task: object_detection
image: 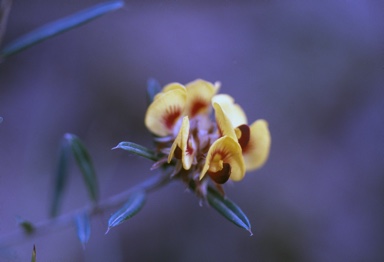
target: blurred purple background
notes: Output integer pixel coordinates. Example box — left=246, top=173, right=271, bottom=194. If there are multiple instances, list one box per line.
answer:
left=1, top=0, right=384, bottom=261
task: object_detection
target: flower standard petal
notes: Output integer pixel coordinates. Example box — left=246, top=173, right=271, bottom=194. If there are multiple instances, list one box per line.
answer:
left=185, top=79, right=220, bottom=117
left=153, top=83, right=186, bottom=101
left=168, top=116, right=195, bottom=170
left=144, top=88, right=187, bottom=137
left=200, top=136, right=245, bottom=183
left=161, top=82, right=186, bottom=93
left=242, top=120, right=271, bottom=171
left=212, top=94, right=247, bottom=127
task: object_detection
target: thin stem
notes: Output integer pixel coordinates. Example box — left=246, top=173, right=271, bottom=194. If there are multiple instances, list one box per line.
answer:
left=0, top=172, right=172, bottom=247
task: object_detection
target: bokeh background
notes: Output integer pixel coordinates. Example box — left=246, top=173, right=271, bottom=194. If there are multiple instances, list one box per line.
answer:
left=1, top=0, right=384, bottom=261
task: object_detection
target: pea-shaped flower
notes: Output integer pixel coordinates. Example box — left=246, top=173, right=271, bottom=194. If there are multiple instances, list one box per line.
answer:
left=144, top=79, right=271, bottom=195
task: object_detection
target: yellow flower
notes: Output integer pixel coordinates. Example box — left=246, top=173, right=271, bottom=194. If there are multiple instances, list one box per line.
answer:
left=212, top=102, right=237, bottom=140
left=242, top=120, right=271, bottom=171
left=212, top=94, right=271, bottom=172
left=144, top=79, right=271, bottom=190
left=212, top=94, right=247, bottom=127
left=168, top=116, right=195, bottom=170
left=145, top=86, right=187, bottom=137
left=184, top=79, right=220, bottom=117
left=200, top=136, right=245, bottom=184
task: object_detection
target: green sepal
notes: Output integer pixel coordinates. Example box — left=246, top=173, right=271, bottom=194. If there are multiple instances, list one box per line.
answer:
left=106, top=190, right=146, bottom=233
left=75, top=212, right=91, bottom=248
left=207, top=187, right=252, bottom=235
left=1, top=0, right=124, bottom=58
left=112, top=141, right=163, bottom=162
left=65, top=133, right=99, bottom=203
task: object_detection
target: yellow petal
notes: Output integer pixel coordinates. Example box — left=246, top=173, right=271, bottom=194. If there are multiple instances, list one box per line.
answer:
left=168, top=116, right=194, bottom=170
left=243, top=120, right=271, bottom=171
left=185, top=79, right=220, bottom=117
left=162, top=82, right=186, bottom=93
left=212, top=94, right=247, bottom=127
left=200, top=136, right=245, bottom=183
left=144, top=89, right=187, bottom=136
left=213, top=102, right=237, bottom=140
left=154, top=83, right=186, bottom=101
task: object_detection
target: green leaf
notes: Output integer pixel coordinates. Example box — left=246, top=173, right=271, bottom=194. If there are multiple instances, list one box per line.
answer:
left=106, top=190, right=146, bottom=233
left=31, top=245, right=36, bottom=262
left=1, top=0, right=124, bottom=58
left=75, top=212, right=91, bottom=248
left=206, top=187, right=252, bottom=235
left=112, top=141, right=163, bottom=161
left=16, top=216, right=35, bottom=235
left=65, top=133, right=99, bottom=202
left=50, top=136, right=71, bottom=217
left=146, top=78, right=161, bottom=104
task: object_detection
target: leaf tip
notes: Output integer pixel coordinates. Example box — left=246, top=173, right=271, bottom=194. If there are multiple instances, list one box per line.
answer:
left=64, top=133, right=74, bottom=141
left=31, top=244, right=36, bottom=262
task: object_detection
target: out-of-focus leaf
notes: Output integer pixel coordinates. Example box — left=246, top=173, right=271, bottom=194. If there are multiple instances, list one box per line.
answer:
left=1, top=0, right=124, bottom=58
left=31, top=245, right=36, bottom=262
left=106, top=190, right=146, bottom=233
left=146, top=78, right=161, bottom=104
left=75, top=212, right=91, bottom=248
left=65, top=133, right=99, bottom=202
left=0, top=116, right=3, bottom=123
left=112, top=141, right=163, bottom=162
left=206, top=187, right=252, bottom=235
left=50, top=136, right=71, bottom=217
left=0, top=0, right=13, bottom=52
left=16, top=216, right=35, bottom=235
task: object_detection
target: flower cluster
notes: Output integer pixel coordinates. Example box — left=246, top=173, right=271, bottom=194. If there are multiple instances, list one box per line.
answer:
left=145, top=79, right=271, bottom=195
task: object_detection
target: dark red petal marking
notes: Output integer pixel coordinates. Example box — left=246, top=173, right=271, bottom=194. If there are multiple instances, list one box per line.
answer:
left=174, top=146, right=182, bottom=159
left=162, top=106, right=181, bottom=130
left=208, top=163, right=231, bottom=184
left=237, top=124, right=250, bottom=151
left=190, top=98, right=207, bottom=117
left=186, top=139, right=194, bottom=156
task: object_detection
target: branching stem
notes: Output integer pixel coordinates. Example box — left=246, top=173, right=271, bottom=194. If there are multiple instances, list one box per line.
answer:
left=0, top=172, right=172, bottom=248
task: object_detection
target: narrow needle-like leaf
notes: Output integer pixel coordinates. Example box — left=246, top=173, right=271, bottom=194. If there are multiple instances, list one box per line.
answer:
left=106, top=190, right=146, bottom=233
left=31, top=245, right=36, bottom=262
left=207, top=187, right=252, bottom=235
left=1, top=0, right=124, bottom=58
left=0, top=0, right=13, bottom=51
left=50, top=136, right=71, bottom=217
left=65, top=133, right=99, bottom=203
left=112, top=141, right=163, bottom=161
left=75, top=212, right=91, bottom=249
